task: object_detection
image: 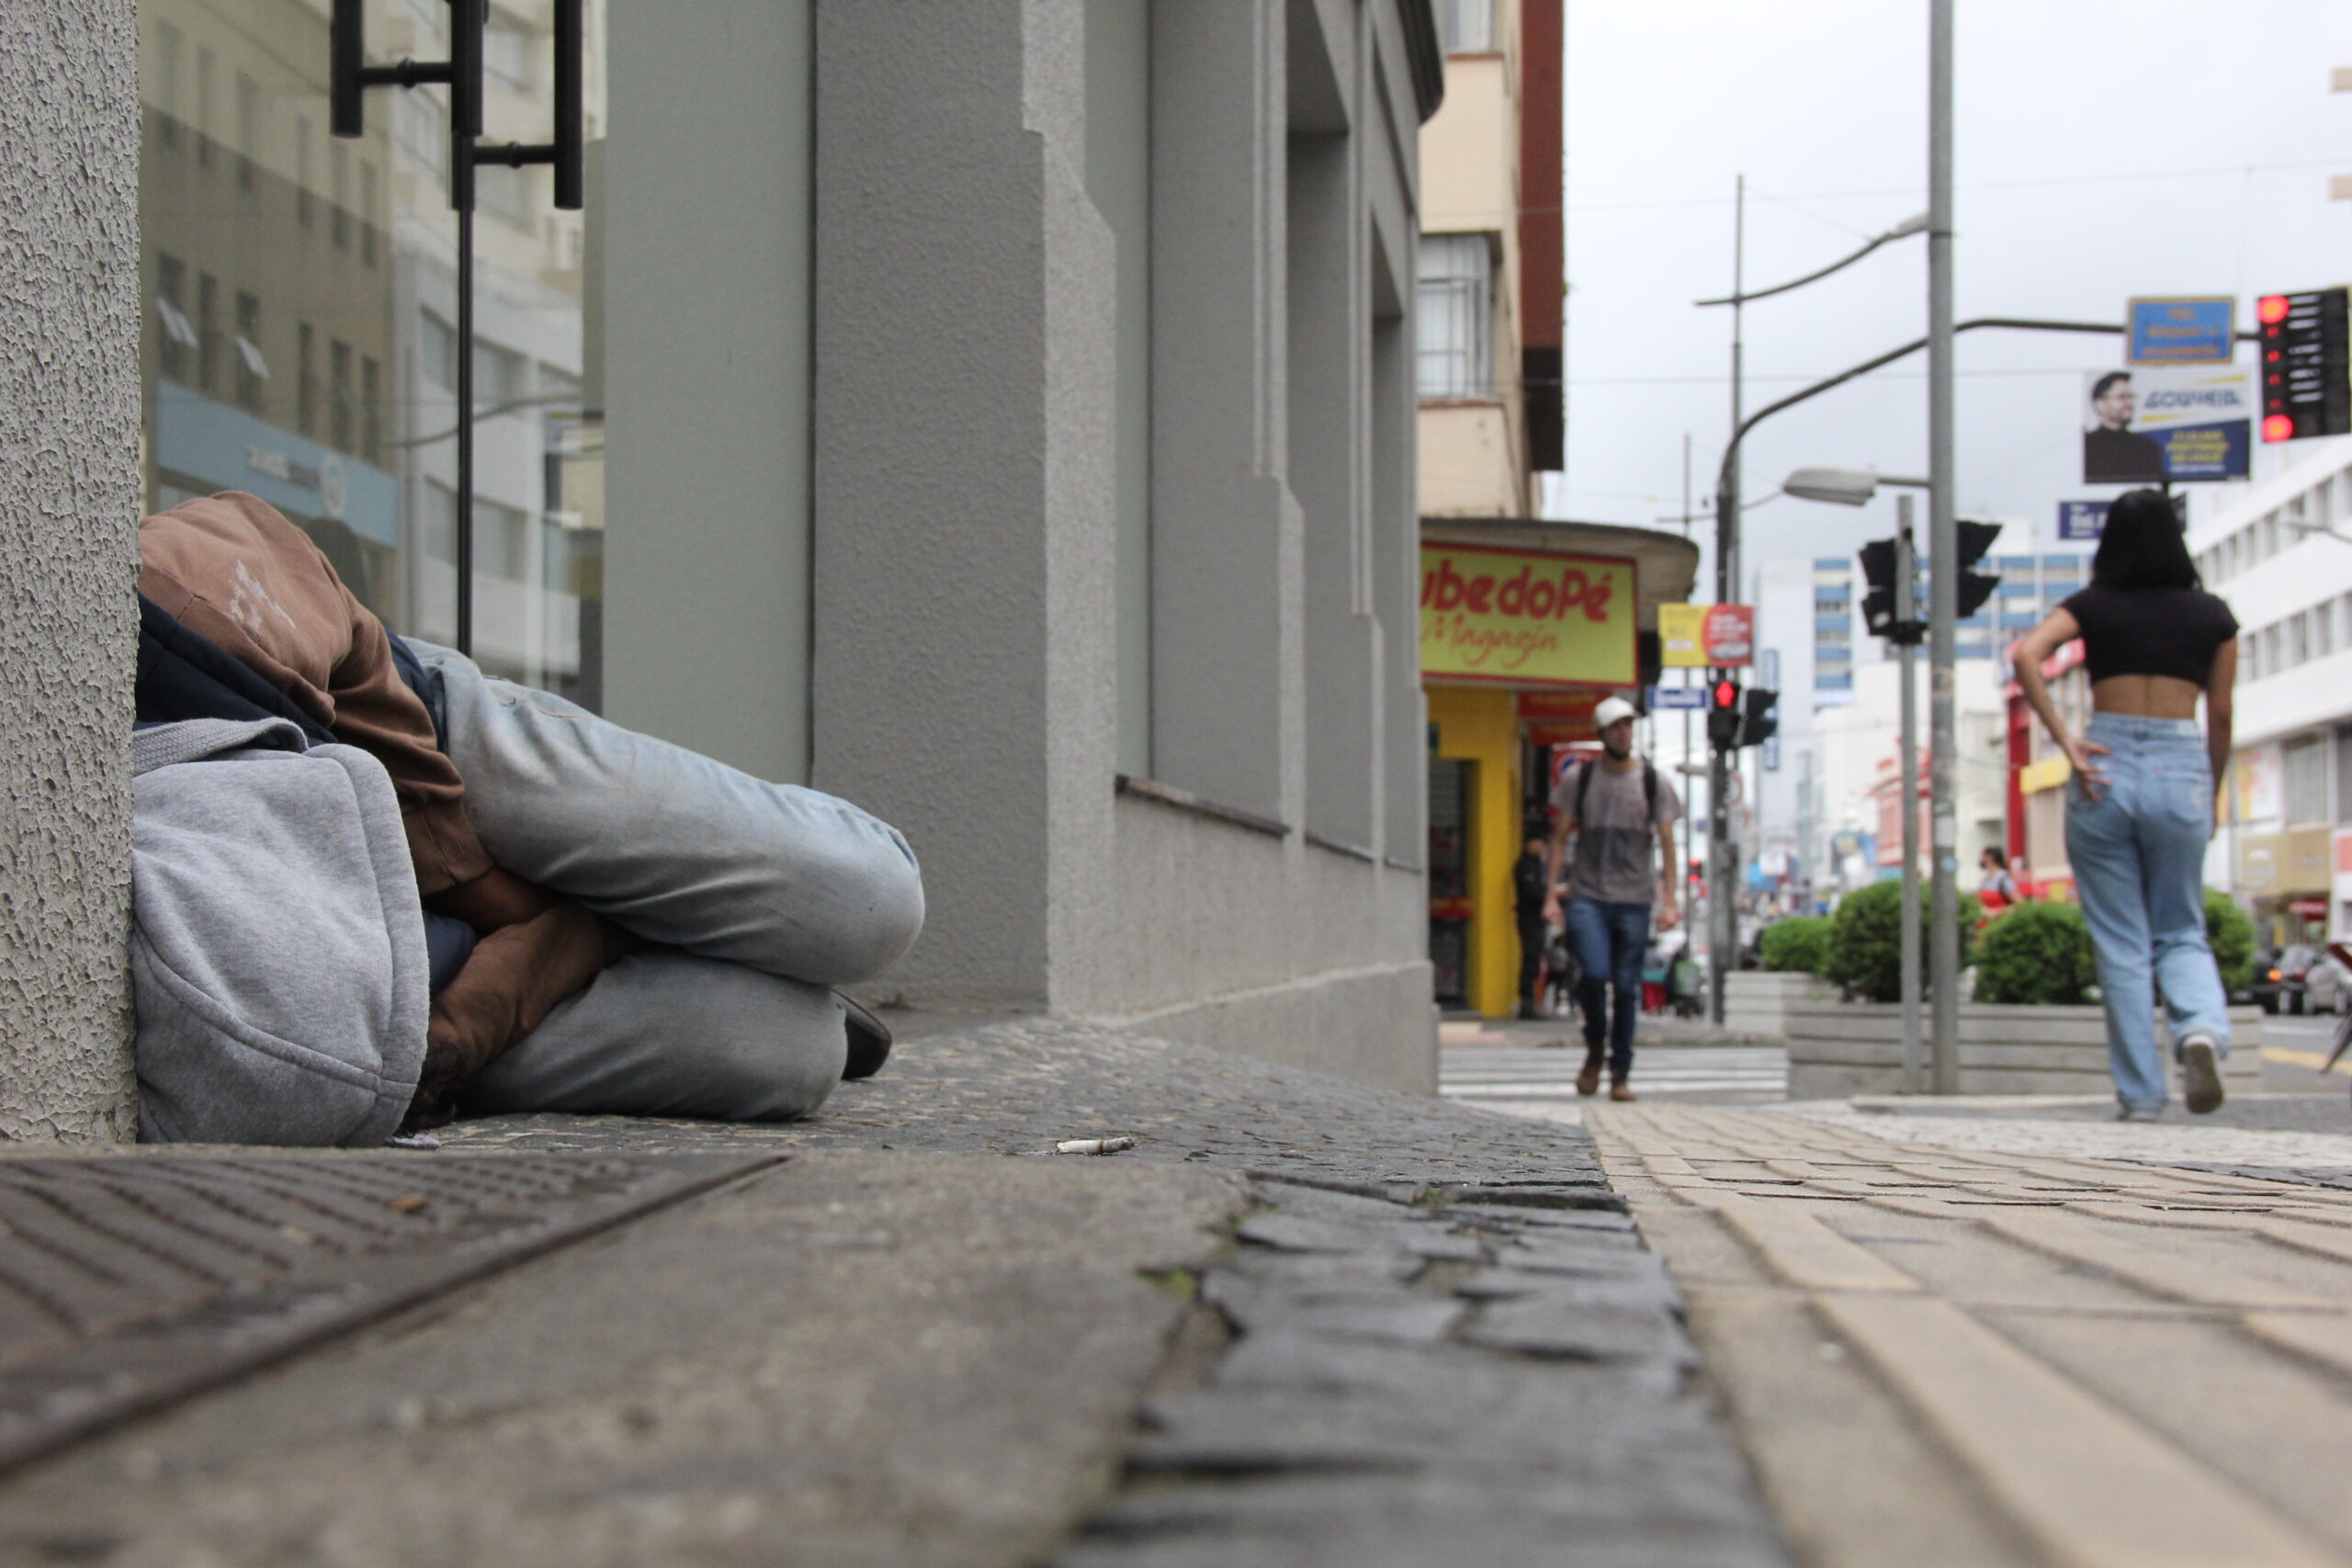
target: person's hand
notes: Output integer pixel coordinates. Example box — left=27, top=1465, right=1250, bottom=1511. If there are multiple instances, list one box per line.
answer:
left=1657, top=897, right=1681, bottom=932
left=1542, top=893, right=1563, bottom=926
left=2063, top=735, right=2112, bottom=801
left=430, top=866, right=558, bottom=932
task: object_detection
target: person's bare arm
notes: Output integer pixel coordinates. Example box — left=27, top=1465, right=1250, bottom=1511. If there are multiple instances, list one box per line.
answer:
left=2206, top=637, right=2236, bottom=792
left=2009, top=607, right=2109, bottom=798
left=1655, top=818, right=1680, bottom=931
left=1542, top=807, right=1575, bottom=925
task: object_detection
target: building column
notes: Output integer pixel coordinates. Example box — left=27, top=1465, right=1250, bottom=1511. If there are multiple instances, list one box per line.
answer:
left=809, top=0, right=1116, bottom=1010
left=0, top=0, right=141, bottom=1139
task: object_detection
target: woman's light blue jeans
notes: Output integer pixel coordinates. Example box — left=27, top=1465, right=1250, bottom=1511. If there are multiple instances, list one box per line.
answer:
left=2063, top=713, right=2229, bottom=1111
left=404, top=643, right=925, bottom=1121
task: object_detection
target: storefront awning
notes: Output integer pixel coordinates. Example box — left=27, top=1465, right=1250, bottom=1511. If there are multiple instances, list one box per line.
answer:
left=1419, top=518, right=1702, bottom=633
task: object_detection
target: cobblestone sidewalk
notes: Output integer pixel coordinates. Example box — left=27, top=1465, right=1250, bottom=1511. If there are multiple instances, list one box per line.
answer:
left=1590, top=1103, right=2352, bottom=1568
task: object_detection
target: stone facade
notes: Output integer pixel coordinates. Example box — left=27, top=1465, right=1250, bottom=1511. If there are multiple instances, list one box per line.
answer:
left=0, top=0, right=141, bottom=1141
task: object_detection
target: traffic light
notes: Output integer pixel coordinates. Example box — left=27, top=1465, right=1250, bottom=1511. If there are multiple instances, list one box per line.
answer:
left=2257, top=288, right=2350, bottom=442
left=1953, top=518, right=2002, bottom=620
left=1739, top=688, right=1779, bottom=749
left=1706, top=677, right=1742, bottom=750
left=1857, top=537, right=1916, bottom=644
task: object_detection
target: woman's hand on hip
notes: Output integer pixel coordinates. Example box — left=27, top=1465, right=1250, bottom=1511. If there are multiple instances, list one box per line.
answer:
left=2064, top=736, right=2112, bottom=801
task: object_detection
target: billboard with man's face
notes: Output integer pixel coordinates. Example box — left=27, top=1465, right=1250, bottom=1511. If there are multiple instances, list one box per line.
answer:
left=2082, top=366, right=2251, bottom=484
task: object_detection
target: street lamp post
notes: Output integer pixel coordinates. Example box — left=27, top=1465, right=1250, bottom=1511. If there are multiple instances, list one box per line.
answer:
left=1928, top=0, right=1961, bottom=1094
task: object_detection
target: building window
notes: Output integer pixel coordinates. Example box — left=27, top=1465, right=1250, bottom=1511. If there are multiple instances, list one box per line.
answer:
left=196, top=272, right=221, bottom=394
left=1433, top=0, right=1493, bottom=51
left=2289, top=611, right=2309, bottom=669
left=298, top=322, right=317, bottom=436
left=330, top=338, right=353, bottom=452
left=234, top=72, right=259, bottom=191
left=2285, top=735, right=2329, bottom=827
left=2316, top=600, right=2337, bottom=660
left=329, top=140, right=349, bottom=250
left=360, top=355, right=381, bottom=463
left=295, top=118, right=312, bottom=227
left=421, top=311, right=458, bottom=393
left=153, top=21, right=183, bottom=144
left=195, top=46, right=215, bottom=166
left=233, top=291, right=266, bottom=412
left=475, top=499, right=532, bottom=581
left=2337, top=726, right=2352, bottom=824
left=473, top=339, right=525, bottom=410
left=155, top=254, right=194, bottom=383
left=359, top=164, right=379, bottom=266
left=1416, top=234, right=1492, bottom=400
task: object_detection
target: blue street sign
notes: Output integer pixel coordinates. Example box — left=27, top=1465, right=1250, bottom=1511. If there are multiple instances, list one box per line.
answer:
left=2057, top=501, right=2108, bottom=542
left=2128, top=297, right=2235, bottom=366
left=1649, top=685, right=1705, bottom=711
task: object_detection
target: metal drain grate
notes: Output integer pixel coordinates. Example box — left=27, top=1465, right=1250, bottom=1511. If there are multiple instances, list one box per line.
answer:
left=0, top=1149, right=780, bottom=1472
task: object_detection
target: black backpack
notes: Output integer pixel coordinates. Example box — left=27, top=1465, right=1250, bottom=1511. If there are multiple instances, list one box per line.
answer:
left=1573, top=756, right=1659, bottom=827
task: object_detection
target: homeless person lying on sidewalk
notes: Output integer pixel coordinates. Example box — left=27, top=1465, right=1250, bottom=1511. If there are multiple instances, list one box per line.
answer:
left=130, top=491, right=923, bottom=1145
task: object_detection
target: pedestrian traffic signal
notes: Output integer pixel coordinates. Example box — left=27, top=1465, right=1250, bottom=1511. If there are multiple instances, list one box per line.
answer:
left=1739, top=687, right=1779, bottom=749
left=2258, top=288, right=2350, bottom=442
left=1706, top=679, right=1743, bottom=750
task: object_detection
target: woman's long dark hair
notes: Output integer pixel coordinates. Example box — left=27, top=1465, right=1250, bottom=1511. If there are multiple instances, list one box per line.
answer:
left=2091, top=488, right=2200, bottom=590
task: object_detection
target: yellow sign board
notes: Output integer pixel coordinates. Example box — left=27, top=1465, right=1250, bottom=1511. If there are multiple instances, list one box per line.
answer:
left=1658, top=603, right=1707, bottom=669
left=1419, top=543, right=1637, bottom=688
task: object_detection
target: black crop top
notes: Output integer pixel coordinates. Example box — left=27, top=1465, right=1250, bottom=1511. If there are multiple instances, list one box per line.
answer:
left=2058, top=583, right=2239, bottom=687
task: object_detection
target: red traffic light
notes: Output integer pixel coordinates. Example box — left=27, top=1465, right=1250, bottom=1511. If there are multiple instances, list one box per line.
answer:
left=2258, top=294, right=2292, bottom=326
left=2264, top=412, right=2296, bottom=444
left=1712, top=679, right=1737, bottom=709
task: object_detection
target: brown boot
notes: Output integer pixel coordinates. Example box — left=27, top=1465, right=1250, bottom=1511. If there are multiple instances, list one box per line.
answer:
left=1576, top=1051, right=1603, bottom=1097
left=1610, top=1077, right=1638, bottom=1103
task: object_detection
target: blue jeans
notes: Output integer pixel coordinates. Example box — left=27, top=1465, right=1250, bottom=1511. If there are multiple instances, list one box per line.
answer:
left=1565, top=895, right=1650, bottom=1077
left=2064, top=713, right=2229, bottom=1111
left=407, top=645, right=926, bottom=1120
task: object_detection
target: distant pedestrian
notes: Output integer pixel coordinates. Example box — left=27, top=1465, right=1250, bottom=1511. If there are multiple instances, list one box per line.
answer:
left=1542, top=697, right=1683, bottom=1101
left=1513, top=832, right=1554, bottom=1021
left=1977, top=846, right=2020, bottom=910
left=2013, top=488, right=2236, bottom=1120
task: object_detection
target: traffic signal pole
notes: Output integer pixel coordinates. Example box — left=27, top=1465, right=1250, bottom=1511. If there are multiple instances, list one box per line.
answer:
left=1927, top=0, right=1961, bottom=1093
left=1709, top=175, right=1747, bottom=1025
left=1895, top=495, right=1924, bottom=1093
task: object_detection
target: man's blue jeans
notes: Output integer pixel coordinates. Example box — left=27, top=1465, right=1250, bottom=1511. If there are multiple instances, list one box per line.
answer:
left=2064, top=713, right=2229, bottom=1111
left=406, top=644, right=925, bottom=1121
left=1565, top=895, right=1650, bottom=1077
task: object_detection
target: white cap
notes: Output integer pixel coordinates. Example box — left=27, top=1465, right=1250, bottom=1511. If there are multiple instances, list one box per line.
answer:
left=1593, top=695, right=1639, bottom=730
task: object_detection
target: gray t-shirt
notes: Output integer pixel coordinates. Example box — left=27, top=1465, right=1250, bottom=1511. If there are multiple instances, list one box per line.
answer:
left=1550, top=758, right=1685, bottom=906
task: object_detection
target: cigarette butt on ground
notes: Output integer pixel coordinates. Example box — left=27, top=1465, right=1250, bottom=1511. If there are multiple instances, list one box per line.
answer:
left=1055, top=1136, right=1139, bottom=1156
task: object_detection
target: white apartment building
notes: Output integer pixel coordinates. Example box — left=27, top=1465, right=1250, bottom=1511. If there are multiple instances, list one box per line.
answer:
left=2189, top=435, right=2352, bottom=942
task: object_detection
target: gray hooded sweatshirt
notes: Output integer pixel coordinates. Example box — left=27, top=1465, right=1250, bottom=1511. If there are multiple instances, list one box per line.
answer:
left=130, top=718, right=427, bottom=1145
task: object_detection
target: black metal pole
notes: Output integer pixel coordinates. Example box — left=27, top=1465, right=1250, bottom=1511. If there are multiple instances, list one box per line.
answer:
left=455, top=200, right=474, bottom=657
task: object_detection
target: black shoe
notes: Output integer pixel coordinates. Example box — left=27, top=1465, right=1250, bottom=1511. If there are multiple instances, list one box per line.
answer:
left=840, top=993, right=893, bottom=1081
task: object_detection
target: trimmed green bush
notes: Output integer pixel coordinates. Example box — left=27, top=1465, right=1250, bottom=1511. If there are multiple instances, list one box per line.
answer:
left=1973, top=902, right=2098, bottom=1005
left=2204, top=887, right=2256, bottom=995
left=1758, top=916, right=1832, bottom=976
left=1824, top=880, right=1981, bottom=1003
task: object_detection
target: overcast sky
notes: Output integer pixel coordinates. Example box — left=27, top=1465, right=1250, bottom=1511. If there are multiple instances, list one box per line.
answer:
left=1544, top=0, right=2352, bottom=589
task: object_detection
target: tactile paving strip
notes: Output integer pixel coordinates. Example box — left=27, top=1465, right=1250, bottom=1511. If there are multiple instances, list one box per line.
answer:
left=0, top=1149, right=780, bottom=1472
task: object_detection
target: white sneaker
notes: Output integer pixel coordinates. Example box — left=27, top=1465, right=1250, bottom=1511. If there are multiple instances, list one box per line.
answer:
left=2178, top=1033, right=2224, bottom=1116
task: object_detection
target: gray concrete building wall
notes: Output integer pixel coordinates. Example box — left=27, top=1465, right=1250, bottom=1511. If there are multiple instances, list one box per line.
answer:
left=0, top=0, right=141, bottom=1140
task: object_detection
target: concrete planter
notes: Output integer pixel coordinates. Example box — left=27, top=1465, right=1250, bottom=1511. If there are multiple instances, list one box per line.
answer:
left=1724, top=970, right=1839, bottom=1042
left=1786, top=999, right=2267, bottom=1100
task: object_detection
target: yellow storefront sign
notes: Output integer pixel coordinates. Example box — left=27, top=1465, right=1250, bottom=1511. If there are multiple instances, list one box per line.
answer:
left=1658, top=603, right=1707, bottom=669
left=1419, top=542, right=1636, bottom=688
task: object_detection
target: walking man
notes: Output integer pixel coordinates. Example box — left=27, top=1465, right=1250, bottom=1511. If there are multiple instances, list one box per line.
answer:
left=1542, top=696, right=1682, bottom=1100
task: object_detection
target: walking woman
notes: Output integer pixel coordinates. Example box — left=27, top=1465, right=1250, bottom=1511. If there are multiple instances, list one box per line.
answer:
left=2013, top=489, right=2238, bottom=1119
